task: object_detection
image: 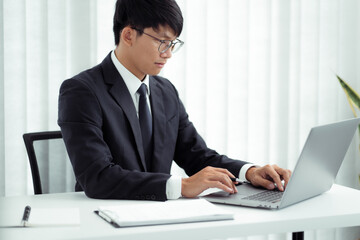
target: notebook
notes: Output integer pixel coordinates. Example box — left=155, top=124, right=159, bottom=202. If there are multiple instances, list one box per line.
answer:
left=95, top=198, right=233, bottom=227
left=203, top=118, right=360, bottom=209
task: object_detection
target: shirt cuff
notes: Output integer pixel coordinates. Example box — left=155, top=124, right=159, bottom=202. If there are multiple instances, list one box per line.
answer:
left=166, top=175, right=182, bottom=200
left=238, top=164, right=257, bottom=182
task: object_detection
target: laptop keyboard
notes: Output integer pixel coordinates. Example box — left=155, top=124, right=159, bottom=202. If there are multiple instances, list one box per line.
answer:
left=242, top=190, right=283, bottom=203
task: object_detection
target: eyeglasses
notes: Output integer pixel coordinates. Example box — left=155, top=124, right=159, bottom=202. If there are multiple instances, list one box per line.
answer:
left=132, top=27, right=184, bottom=53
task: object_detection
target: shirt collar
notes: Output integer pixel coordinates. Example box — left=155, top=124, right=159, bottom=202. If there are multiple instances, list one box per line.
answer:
left=111, top=50, right=150, bottom=96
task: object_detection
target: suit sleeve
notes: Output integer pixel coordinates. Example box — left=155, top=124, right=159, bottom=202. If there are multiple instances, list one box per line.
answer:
left=58, top=79, right=170, bottom=201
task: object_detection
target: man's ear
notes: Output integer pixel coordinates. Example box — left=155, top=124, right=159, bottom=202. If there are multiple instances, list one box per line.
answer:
left=120, top=26, right=135, bottom=46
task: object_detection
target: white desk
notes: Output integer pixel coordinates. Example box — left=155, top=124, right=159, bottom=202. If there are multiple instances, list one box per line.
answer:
left=1, top=184, right=360, bottom=240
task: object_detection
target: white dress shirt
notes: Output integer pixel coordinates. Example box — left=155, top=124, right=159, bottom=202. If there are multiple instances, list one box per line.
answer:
left=110, top=50, right=254, bottom=199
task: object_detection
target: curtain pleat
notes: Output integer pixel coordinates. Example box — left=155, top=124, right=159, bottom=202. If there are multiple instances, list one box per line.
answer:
left=1, top=0, right=360, bottom=239
left=3, top=0, right=28, bottom=196
left=0, top=0, right=4, bottom=197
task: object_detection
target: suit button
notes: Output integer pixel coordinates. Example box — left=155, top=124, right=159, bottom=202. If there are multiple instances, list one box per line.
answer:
left=151, top=195, right=156, bottom=200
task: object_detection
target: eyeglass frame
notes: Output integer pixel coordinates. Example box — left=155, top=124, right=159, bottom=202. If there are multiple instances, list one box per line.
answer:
left=132, top=27, right=184, bottom=53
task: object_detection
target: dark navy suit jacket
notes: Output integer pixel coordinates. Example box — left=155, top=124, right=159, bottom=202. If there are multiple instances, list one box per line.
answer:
left=58, top=52, right=248, bottom=201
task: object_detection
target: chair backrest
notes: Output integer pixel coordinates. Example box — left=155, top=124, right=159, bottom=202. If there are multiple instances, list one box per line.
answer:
left=23, top=131, right=75, bottom=194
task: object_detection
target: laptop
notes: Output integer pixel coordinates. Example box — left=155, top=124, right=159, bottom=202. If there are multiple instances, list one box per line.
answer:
left=203, top=118, right=360, bottom=209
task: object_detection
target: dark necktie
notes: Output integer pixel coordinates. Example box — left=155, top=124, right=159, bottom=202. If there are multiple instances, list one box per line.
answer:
left=137, top=83, right=153, bottom=170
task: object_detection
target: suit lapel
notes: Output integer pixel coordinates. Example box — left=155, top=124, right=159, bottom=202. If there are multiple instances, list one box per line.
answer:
left=101, top=53, right=147, bottom=171
left=149, top=77, right=166, bottom=171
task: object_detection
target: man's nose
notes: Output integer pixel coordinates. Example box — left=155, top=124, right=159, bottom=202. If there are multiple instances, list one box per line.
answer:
left=160, top=47, right=172, bottom=59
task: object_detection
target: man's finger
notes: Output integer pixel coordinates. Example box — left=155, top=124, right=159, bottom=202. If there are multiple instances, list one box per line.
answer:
left=255, top=176, right=276, bottom=190
left=209, top=181, right=235, bottom=194
left=263, top=165, right=283, bottom=191
left=274, top=166, right=292, bottom=188
left=209, top=172, right=236, bottom=193
left=214, top=167, right=236, bottom=179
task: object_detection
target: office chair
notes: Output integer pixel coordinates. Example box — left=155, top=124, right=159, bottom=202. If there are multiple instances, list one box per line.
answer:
left=23, top=131, right=75, bottom=194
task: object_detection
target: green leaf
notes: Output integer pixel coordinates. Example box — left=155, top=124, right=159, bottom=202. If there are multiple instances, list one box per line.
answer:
left=337, top=75, right=360, bottom=117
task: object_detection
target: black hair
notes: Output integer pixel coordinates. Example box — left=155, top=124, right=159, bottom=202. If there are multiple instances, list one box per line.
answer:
left=113, top=0, right=183, bottom=45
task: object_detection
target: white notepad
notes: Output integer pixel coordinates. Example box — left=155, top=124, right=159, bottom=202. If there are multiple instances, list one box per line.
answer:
left=96, top=199, right=233, bottom=227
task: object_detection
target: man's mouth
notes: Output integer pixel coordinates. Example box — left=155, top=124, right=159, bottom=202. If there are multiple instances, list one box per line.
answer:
left=155, top=62, right=166, bottom=68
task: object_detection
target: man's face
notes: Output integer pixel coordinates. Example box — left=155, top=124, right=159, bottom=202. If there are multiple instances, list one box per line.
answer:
left=128, top=25, right=176, bottom=80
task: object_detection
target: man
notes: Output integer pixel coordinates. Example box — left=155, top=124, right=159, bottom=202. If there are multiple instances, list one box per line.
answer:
left=58, top=0, right=291, bottom=201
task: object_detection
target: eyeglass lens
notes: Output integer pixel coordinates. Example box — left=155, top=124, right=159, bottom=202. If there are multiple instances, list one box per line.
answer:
left=159, top=41, right=183, bottom=53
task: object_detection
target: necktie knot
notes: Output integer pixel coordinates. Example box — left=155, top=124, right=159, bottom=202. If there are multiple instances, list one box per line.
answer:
left=137, top=83, right=147, bottom=97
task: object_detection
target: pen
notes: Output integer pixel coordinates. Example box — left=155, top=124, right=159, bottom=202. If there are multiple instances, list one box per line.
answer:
left=21, top=205, right=31, bottom=227
left=230, top=177, right=241, bottom=182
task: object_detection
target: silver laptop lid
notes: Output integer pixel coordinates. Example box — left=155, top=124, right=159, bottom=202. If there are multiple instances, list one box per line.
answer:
left=279, top=118, right=360, bottom=208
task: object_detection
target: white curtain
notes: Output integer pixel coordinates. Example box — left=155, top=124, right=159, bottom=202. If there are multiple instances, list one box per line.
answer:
left=1, top=0, right=360, bottom=239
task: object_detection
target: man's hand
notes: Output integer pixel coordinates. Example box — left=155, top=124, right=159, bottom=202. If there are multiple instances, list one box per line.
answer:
left=181, top=166, right=238, bottom=198
left=245, top=165, right=291, bottom=191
